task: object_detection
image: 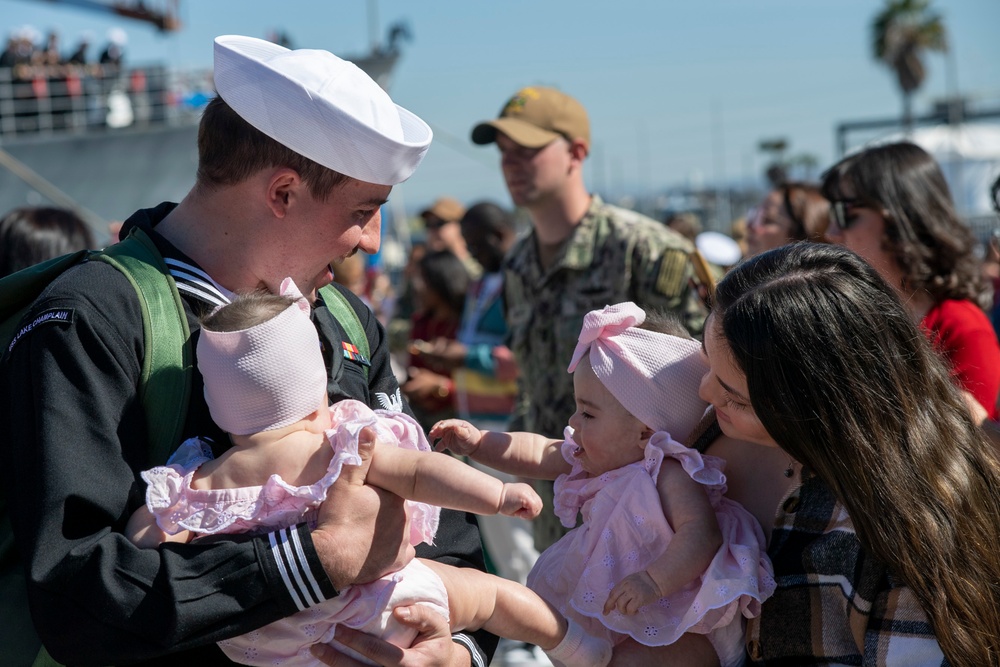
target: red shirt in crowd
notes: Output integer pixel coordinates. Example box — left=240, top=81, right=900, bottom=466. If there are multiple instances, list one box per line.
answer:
left=920, top=298, right=1000, bottom=421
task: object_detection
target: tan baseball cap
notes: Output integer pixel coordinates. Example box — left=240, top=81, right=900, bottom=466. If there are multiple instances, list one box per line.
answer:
left=420, top=197, right=466, bottom=224
left=471, top=86, right=589, bottom=149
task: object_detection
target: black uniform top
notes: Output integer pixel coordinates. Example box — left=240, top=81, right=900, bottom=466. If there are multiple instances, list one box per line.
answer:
left=0, top=203, right=495, bottom=666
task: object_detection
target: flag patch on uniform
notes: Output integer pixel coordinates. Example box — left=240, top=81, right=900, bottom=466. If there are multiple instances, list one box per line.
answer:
left=342, top=341, right=371, bottom=366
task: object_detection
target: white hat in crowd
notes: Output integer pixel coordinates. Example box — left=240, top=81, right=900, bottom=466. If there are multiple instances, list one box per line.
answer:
left=107, top=27, right=128, bottom=46
left=696, top=231, right=743, bottom=268
left=213, top=34, right=432, bottom=186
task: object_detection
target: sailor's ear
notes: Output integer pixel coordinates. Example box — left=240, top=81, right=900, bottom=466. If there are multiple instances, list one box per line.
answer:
left=265, top=168, right=303, bottom=219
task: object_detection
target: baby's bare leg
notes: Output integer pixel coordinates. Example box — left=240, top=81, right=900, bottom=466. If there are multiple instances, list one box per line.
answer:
left=420, top=559, right=612, bottom=667
left=420, top=558, right=565, bottom=649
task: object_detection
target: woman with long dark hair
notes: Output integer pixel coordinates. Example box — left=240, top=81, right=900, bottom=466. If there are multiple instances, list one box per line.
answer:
left=699, top=242, right=1000, bottom=666
left=822, top=141, right=1000, bottom=421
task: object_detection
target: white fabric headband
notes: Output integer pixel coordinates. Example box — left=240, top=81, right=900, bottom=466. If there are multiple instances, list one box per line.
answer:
left=567, top=302, right=709, bottom=440
left=198, top=278, right=328, bottom=435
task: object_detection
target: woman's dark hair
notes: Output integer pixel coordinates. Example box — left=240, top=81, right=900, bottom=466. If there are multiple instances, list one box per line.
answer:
left=821, top=141, right=982, bottom=304
left=713, top=242, right=1000, bottom=666
left=0, top=206, right=95, bottom=278
left=418, top=250, right=470, bottom=316
left=197, top=97, right=349, bottom=200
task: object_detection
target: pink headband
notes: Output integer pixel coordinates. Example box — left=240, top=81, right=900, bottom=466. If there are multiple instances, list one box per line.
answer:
left=198, top=278, right=328, bottom=435
left=567, top=302, right=709, bottom=440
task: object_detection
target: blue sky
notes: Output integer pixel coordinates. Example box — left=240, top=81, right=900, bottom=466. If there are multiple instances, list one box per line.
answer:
left=4, top=0, right=999, bottom=215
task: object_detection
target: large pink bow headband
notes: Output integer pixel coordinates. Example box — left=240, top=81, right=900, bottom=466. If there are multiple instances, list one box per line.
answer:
left=567, top=302, right=709, bottom=440
left=198, top=277, right=328, bottom=435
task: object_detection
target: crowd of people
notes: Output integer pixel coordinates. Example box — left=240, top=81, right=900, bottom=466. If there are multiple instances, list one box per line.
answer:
left=0, top=24, right=136, bottom=133
left=1, top=32, right=1000, bottom=667
left=1, top=25, right=127, bottom=74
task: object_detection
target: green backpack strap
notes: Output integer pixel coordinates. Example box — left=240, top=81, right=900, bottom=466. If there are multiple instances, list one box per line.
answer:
left=98, top=228, right=192, bottom=468
left=318, top=284, right=369, bottom=382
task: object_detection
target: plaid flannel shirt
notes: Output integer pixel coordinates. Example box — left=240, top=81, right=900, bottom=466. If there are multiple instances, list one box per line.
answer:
left=747, top=471, right=947, bottom=666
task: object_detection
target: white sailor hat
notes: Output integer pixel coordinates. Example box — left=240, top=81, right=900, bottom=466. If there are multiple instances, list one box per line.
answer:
left=695, top=231, right=743, bottom=268
left=213, top=35, right=432, bottom=186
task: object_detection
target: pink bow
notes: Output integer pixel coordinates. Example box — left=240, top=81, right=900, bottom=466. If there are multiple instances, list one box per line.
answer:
left=564, top=301, right=709, bottom=440
left=568, top=302, right=645, bottom=373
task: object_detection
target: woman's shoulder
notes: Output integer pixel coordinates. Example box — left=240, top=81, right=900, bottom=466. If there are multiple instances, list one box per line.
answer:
left=924, top=298, right=992, bottom=331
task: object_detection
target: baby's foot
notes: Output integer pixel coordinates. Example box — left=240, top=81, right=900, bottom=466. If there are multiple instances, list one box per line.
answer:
left=545, top=619, right=612, bottom=667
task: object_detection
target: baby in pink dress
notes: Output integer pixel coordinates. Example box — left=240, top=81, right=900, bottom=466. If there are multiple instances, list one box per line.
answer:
left=432, top=302, right=776, bottom=667
left=126, top=278, right=611, bottom=667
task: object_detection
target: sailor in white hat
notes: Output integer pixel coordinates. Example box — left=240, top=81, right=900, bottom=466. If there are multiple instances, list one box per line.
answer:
left=169, top=34, right=434, bottom=301
left=0, top=34, right=493, bottom=667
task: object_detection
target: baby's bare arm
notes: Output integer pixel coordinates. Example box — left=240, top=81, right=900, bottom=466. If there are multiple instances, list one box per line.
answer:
left=604, top=458, right=721, bottom=615
left=125, top=506, right=192, bottom=548
left=366, top=442, right=541, bottom=518
left=429, top=419, right=570, bottom=480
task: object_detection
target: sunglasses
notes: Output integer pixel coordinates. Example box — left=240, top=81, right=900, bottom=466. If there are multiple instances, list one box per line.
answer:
left=423, top=217, right=454, bottom=231
left=828, top=199, right=867, bottom=231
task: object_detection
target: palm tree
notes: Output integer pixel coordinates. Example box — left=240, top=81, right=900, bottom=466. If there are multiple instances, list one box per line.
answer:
left=872, top=0, right=947, bottom=132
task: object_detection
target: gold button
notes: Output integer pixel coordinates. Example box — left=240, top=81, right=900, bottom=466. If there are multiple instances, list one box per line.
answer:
left=782, top=496, right=800, bottom=513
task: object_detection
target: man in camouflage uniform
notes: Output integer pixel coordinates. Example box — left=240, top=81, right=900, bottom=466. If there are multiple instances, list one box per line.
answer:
left=472, top=86, right=707, bottom=551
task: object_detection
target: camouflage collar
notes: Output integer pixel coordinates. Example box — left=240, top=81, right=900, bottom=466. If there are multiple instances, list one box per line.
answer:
left=557, top=194, right=605, bottom=271
left=511, top=194, right=606, bottom=279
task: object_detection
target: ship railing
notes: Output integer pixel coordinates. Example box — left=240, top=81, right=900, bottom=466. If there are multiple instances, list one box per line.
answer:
left=0, top=63, right=213, bottom=141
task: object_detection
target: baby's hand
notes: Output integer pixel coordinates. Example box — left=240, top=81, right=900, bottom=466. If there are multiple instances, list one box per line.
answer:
left=429, top=419, right=482, bottom=457
left=603, top=570, right=661, bottom=616
left=498, top=482, right=543, bottom=519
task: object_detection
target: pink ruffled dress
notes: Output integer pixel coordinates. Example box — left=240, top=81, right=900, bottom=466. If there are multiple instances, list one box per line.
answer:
left=526, top=429, right=775, bottom=667
left=141, top=400, right=448, bottom=667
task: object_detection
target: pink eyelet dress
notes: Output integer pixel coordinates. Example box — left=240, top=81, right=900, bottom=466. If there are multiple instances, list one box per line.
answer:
left=526, top=429, right=776, bottom=667
left=141, top=400, right=448, bottom=667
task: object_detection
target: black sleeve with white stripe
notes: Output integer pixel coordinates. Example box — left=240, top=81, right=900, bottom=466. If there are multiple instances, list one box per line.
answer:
left=256, top=527, right=488, bottom=666
left=256, top=525, right=338, bottom=615
left=452, top=632, right=489, bottom=667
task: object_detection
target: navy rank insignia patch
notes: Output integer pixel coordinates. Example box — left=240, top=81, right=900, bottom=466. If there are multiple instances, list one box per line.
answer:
left=341, top=341, right=371, bottom=366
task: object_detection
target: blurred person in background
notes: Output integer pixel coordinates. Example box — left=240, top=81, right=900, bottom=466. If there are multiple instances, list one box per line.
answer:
left=0, top=206, right=94, bottom=278
left=98, top=27, right=126, bottom=69
left=729, top=217, right=748, bottom=258
left=411, top=202, right=521, bottom=423
left=401, top=249, right=470, bottom=430
left=664, top=211, right=703, bottom=245
left=421, top=197, right=481, bottom=279
left=822, top=141, right=1000, bottom=423
left=745, top=181, right=829, bottom=257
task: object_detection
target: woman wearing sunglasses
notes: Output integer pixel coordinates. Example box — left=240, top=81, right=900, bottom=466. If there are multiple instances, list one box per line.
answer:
left=745, top=182, right=829, bottom=257
left=821, top=141, right=1000, bottom=422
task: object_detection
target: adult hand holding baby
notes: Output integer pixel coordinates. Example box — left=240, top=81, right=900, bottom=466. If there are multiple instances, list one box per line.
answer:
left=312, top=426, right=413, bottom=590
